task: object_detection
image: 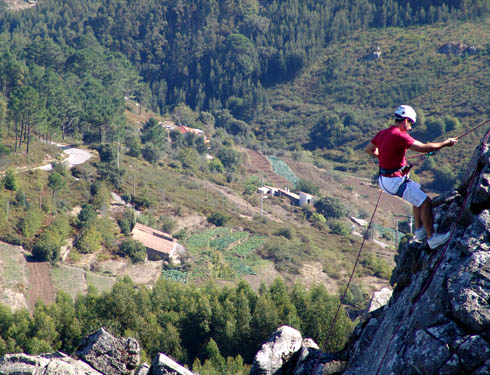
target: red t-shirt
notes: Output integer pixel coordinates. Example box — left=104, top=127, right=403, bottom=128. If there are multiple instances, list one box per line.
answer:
left=371, top=126, right=414, bottom=176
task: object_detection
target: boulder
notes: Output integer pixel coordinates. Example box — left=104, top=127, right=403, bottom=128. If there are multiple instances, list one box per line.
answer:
left=0, top=352, right=103, bottom=375
left=76, top=327, right=140, bottom=375
left=250, top=326, right=303, bottom=375
left=150, top=353, right=195, bottom=375
left=438, top=42, right=478, bottom=55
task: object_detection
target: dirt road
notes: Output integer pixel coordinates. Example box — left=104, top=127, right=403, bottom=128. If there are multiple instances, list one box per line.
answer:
left=38, top=144, right=92, bottom=171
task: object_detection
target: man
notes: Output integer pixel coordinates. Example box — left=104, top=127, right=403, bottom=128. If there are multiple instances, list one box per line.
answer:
left=365, top=105, right=458, bottom=249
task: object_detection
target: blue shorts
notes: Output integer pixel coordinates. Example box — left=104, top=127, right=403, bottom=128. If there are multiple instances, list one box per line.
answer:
left=378, top=175, right=428, bottom=207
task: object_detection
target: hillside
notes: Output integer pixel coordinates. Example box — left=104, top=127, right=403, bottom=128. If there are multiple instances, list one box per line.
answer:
left=0, top=101, right=402, bottom=313
left=0, top=2, right=489, bottom=372
left=256, top=17, right=490, bottom=186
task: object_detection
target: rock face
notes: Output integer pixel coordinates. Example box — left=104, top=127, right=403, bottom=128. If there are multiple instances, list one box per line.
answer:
left=251, top=129, right=490, bottom=374
left=76, top=328, right=141, bottom=375
left=0, top=352, right=103, bottom=375
left=438, top=42, right=478, bottom=55
left=0, top=328, right=146, bottom=375
left=251, top=325, right=303, bottom=375
left=0, top=328, right=195, bottom=375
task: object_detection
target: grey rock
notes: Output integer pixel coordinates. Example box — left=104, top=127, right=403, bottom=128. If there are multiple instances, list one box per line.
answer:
left=150, top=353, right=195, bottom=375
left=438, top=42, right=477, bottom=55
left=250, top=325, right=303, bottom=375
left=447, top=252, right=490, bottom=332
left=366, top=287, right=392, bottom=312
left=0, top=352, right=103, bottom=375
left=406, top=330, right=452, bottom=374
left=135, top=364, right=150, bottom=375
left=76, top=327, right=140, bottom=375
left=458, top=335, right=490, bottom=372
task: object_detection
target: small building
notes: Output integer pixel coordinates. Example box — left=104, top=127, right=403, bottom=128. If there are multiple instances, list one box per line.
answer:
left=299, top=192, right=313, bottom=206
left=259, top=186, right=313, bottom=207
left=131, top=223, right=186, bottom=265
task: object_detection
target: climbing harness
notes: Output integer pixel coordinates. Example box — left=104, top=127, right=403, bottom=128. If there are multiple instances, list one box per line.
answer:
left=379, top=175, right=409, bottom=197
left=378, top=164, right=412, bottom=197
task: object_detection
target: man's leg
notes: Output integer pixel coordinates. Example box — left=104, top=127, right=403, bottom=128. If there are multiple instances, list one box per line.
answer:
left=419, top=197, right=434, bottom=239
left=413, top=205, right=422, bottom=230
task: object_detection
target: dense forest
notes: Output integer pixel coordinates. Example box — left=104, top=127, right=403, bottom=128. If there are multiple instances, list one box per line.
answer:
left=0, top=0, right=489, bottom=148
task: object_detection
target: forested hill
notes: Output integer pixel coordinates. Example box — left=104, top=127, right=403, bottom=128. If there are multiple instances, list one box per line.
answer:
left=1, top=0, right=489, bottom=123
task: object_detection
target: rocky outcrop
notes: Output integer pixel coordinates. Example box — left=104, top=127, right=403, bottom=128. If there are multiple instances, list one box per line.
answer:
left=150, top=353, right=195, bottom=375
left=362, top=46, right=381, bottom=61
left=250, top=326, right=345, bottom=375
left=0, top=352, right=103, bottom=375
left=438, top=42, right=478, bottom=55
left=76, top=328, right=140, bottom=375
left=251, top=128, right=490, bottom=374
left=344, top=129, right=490, bottom=374
left=251, top=326, right=303, bottom=375
left=0, top=328, right=195, bottom=375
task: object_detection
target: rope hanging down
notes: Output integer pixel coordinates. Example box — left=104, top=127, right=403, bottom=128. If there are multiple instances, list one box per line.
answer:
left=326, top=189, right=383, bottom=340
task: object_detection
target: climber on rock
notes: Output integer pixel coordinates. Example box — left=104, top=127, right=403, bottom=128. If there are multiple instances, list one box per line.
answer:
left=365, top=104, right=458, bottom=249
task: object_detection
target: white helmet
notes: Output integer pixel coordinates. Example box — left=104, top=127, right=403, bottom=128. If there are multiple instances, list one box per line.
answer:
left=394, top=105, right=417, bottom=123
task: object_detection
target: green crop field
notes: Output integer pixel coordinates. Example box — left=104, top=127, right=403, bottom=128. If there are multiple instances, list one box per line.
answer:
left=184, top=228, right=266, bottom=281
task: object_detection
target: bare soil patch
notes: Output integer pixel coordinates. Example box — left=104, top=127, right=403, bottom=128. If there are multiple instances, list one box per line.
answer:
left=26, top=260, right=56, bottom=311
left=97, top=258, right=163, bottom=285
left=293, top=262, right=339, bottom=294
left=4, top=0, right=37, bottom=11
left=241, top=147, right=291, bottom=188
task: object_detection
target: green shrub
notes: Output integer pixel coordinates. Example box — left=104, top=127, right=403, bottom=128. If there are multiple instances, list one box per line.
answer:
left=160, top=216, right=177, bottom=234
left=119, top=239, right=147, bottom=263
left=361, top=253, right=392, bottom=279
left=275, top=227, right=295, bottom=240
left=315, top=197, right=347, bottom=219
left=21, top=207, right=44, bottom=239
left=77, top=204, right=97, bottom=229
left=76, top=225, right=102, bottom=254
left=341, top=283, right=369, bottom=310
left=329, top=220, right=351, bottom=236
left=295, top=178, right=319, bottom=195
left=207, top=212, right=230, bottom=227
left=3, top=170, right=17, bottom=191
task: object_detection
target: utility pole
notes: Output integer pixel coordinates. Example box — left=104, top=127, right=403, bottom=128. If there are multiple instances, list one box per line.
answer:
left=260, top=194, right=263, bottom=216
left=117, top=141, right=120, bottom=169
left=395, top=219, right=399, bottom=247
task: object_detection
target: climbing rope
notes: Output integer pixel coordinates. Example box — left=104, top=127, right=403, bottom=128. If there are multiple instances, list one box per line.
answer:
left=406, top=118, right=490, bottom=160
left=374, top=126, right=490, bottom=375
left=326, top=189, right=383, bottom=340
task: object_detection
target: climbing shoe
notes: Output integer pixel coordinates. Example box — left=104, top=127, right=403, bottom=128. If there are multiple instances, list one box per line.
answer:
left=427, top=231, right=451, bottom=250
left=414, top=227, right=427, bottom=242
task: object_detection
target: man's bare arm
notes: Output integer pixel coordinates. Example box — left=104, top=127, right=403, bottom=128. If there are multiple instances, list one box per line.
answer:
left=410, top=138, right=458, bottom=153
left=365, top=142, right=379, bottom=157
